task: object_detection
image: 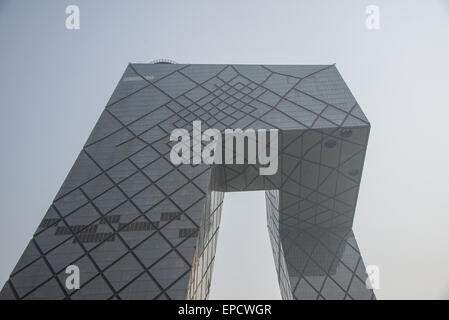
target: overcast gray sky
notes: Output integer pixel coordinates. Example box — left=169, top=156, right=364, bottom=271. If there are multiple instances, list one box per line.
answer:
left=0, top=0, right=448, bottom=299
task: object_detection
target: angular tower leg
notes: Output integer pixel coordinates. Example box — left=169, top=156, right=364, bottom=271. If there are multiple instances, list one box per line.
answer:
left=266, top=192, right=375, bottom=300
left=0, top=104, right=220, bottom=299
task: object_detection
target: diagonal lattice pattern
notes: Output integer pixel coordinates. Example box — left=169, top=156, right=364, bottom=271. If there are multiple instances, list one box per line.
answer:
left=0, top=64, right=373, bottom=300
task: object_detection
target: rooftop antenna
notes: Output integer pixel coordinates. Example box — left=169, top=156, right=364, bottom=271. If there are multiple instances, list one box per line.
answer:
left=150, top=58, right=178, bottom=64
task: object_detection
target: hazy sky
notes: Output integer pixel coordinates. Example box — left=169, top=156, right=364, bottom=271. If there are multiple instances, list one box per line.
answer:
left=0, top=0, right=448, bottom=299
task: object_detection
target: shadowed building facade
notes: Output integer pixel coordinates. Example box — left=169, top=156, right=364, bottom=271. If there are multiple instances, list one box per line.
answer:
left=0, top=63, right=375, bottom=300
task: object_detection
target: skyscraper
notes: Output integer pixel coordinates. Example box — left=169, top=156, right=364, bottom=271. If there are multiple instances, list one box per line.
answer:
left=0, top=63, right=374, bottom=300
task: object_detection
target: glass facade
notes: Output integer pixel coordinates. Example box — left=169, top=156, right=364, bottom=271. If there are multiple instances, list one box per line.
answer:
left=0, top=64, right=374, bottom=300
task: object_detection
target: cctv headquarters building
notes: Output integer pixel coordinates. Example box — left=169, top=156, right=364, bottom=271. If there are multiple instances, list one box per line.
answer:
left=0, top=63, right=375, bottom=300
